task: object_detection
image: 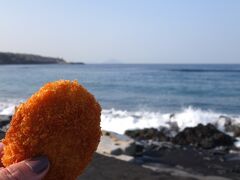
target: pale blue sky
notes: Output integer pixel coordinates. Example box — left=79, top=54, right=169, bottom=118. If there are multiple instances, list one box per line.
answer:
left=0, top=0, right=239, bottom=63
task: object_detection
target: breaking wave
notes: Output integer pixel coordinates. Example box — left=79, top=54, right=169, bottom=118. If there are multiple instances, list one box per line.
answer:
left=1, top=101, right=240, bottom=135
left=101, top=107, right=240, bottom=134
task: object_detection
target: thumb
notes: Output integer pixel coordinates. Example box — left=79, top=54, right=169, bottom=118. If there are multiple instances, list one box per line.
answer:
left=0, top=156, right=49, bottom=180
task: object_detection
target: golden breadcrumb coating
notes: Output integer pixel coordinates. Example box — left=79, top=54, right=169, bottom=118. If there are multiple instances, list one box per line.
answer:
left=2, top=80, right=101, bottom=180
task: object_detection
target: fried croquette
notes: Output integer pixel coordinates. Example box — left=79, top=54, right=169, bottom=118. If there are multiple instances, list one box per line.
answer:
left=1, top=80, right=101, bottom=180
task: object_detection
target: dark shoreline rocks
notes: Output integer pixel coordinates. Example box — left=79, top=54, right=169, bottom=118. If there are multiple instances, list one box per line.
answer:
left=122, top=125, right=240, bottom=179
left=125, top=128, right=171, bottom=142
left=124, top=124, right=236, bottom=150
left=172, top=124, right=235, bottom=149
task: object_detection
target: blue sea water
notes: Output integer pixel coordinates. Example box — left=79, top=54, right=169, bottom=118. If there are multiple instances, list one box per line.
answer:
left=0, top=64, right=240, bottom=133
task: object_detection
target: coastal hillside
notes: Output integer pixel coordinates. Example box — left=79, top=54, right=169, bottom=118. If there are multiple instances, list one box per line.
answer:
left=0, top=52, right=66, bottom=64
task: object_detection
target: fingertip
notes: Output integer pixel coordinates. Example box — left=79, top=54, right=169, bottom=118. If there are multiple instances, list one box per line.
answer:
left=0, top=156, right=50, bottom=180
left=25, top=155, right=50, bottom=174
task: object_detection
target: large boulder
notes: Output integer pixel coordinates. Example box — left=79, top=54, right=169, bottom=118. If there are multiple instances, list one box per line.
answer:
left=172, top=123, right=235, bottom=149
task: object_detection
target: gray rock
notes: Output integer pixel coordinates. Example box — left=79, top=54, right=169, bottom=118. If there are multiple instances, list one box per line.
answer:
left=1, top=123, right=10, bottom=132
left=0, top=115, right=11, bottom=129
left=122, top=141, right=136, bottom=156
left=0, top=130, right=5, bottom=140
left=0, top=115, right=12, bottom=121
left=111, top=148, right=123, bottom=155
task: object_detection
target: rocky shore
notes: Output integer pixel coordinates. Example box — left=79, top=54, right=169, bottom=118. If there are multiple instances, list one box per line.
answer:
left=1, top=115, right=240, bottom=180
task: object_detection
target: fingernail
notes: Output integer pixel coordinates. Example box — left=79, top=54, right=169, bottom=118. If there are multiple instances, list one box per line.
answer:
left=25, top=156, right=49, bottom=174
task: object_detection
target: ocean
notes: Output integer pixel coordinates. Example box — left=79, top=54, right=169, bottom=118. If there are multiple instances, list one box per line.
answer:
left=0, top=64, right=240, bottom=134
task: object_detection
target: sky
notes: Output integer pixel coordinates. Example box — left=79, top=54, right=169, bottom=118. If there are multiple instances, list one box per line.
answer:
left=0, top=0, right=239, bottom=64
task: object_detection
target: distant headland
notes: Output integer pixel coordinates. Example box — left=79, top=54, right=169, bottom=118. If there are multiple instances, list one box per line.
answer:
left=0, top=52, right=84, bottom=65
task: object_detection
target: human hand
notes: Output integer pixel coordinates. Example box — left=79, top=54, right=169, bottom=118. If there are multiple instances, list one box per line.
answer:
left=0, top=143, right=49, bottom=180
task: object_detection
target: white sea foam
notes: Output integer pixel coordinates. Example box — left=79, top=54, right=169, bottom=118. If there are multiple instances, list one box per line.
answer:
left=0, top=98, right=25, bottom=115
left=0, top=100, right=22, bottom=115
left=1, top=102, right=240, bottom=137
left=101, top=107, right=240, bottom=134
